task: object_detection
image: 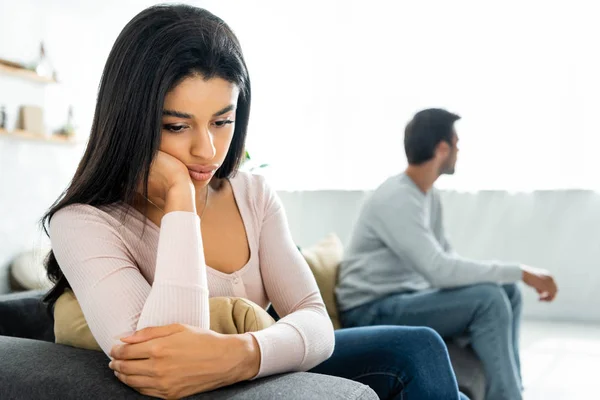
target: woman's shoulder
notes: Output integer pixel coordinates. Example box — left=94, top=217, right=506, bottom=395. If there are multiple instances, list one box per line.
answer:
left=50, top=203, right=132, bottom=232
left=230, top=170, right=267, bottom=187
left=52, top=203, right=105, bottom=220
left=229, top=171, right=274, bottom=206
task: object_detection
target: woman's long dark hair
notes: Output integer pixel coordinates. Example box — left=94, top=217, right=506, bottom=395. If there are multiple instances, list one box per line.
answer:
left=41, top=4, right=251, bottom=307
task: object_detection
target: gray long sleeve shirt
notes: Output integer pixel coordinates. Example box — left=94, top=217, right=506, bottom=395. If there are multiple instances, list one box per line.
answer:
left=336, top=173, right=523, bottom=311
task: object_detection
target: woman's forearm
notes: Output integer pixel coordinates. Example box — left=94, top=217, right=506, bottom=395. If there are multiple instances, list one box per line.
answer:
left=137, top=181, right=209, bottom=330
left=164, top=182, right=196, bottom=214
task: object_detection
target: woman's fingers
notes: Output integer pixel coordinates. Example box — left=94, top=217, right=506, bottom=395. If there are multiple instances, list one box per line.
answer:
left=110, top=359, right=157, bottom=377
left=111, top=339, right=159, bottom=360
left=114, top=371, right=156, bottom=389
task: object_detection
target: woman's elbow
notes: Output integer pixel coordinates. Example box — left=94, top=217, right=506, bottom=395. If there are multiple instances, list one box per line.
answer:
left=310, top=317, right=336, bottom=368
left=323, top=320, right=336, bottom=359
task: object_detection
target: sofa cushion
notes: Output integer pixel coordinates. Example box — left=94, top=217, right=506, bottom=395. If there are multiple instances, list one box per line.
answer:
left=9, top=249, right=53, bottom=291
left=0, top=336, right=378, bottom=400
left=54, top=290, right=276, bottom=351
left=301, top=233, right=344, bottom=329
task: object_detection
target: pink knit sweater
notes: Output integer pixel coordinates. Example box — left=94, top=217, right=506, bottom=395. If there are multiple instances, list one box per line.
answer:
left=49, top=172, right=334, bottom=378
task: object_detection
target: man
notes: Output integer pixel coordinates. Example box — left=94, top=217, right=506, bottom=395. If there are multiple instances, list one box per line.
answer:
left=336, top=108, right=558, bottom=400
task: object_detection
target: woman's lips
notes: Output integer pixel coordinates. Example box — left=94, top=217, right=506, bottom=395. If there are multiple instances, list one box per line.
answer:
left=187, top=164, right=218, bottom=182
left=188, top=170, right=214, bottom=181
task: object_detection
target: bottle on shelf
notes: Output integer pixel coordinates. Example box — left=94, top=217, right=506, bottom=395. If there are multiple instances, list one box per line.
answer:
left=0, top=105, right=6, bottom=130
left=34, top=42, right=54, bottom=79
left=56, top=106, right=76, bottom=138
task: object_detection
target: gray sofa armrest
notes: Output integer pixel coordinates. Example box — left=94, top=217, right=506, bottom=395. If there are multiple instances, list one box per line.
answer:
left=446, top=341, right=486, bottom=400
left=0, top=336, right=377, bottom=400
left=0, top=290, right=54, bottom=342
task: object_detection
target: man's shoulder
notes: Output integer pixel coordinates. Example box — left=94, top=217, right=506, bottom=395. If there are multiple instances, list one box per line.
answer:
left=371, top=174, right=421, bottom=203
left=362, top=175, right=423, bottom=220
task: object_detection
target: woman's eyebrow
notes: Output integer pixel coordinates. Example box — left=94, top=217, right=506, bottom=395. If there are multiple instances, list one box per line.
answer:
left=162, top=105, right=235, bottom=119
left=163, top=109, right=193, bottom=119
left=213, top=104, right=235, bottom=117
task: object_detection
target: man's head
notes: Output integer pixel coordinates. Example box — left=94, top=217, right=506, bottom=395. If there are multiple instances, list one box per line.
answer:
left=404, top=108, right=461, bottom=175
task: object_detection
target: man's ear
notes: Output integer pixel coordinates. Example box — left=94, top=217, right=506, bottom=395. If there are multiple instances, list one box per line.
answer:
left=435, top=141, right=450, bottom=159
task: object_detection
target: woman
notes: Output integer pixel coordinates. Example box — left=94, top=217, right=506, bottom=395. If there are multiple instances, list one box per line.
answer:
left=43, top=4, right=467, bottom=400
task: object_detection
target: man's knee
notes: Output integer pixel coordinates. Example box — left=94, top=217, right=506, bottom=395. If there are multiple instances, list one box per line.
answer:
left=471, top=284, right=513, bottom=323
left=503, top=283, right=523, bottom=306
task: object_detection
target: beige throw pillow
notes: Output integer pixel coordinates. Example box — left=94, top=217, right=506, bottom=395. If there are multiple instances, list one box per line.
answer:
left=54, top=290, right=276, bottom=351
left=301, top=233, right=344, bottom=329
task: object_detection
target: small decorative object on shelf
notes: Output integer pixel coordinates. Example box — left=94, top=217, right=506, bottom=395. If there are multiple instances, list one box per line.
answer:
left=0, top=105, right=77, bottom=144
left=33, top=42, right=54, bottom=80
left=18, top=105, right=45, bottom=136
left=55, top=106, right=76, bottom=138
left=0, top=105, right=6, bottom=129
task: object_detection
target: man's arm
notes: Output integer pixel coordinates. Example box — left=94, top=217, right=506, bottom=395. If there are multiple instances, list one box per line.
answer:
left=428, top=191, right=557, bottom=300
left=372, top=195, right=523, bottom=288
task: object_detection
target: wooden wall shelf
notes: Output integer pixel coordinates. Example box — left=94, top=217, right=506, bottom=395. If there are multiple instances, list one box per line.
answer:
left=0, top=63, right=56, bottom=84
left=0, top=129, right=78, bottom=144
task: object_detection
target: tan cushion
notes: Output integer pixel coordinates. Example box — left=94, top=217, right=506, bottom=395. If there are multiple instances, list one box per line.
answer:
left=54, top=290, right=101, bottom=350
left=54, top=290, right=276, bottom=351
left=301, top=233, right=344, bottom=329
left=208, top=297, right=276, bottom=334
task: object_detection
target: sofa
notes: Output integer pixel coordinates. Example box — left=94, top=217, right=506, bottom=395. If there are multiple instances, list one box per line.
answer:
left=0, top=291, right=484, bottom=400
left=0, top=290, right=377, bottom=400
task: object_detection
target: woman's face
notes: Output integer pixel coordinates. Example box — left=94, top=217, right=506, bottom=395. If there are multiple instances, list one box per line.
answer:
left=160, top=74, right=239, bottom=188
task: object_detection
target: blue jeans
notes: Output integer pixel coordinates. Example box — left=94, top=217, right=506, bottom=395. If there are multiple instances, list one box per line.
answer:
left=310, top=326, right=469, bottom=400
left=341, top=284, right=523, bottom=400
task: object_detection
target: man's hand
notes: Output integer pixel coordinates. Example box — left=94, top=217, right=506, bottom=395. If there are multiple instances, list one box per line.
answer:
left=521, top=265, right=558, bottom=302
left=109, top=324, right=261, bottom=399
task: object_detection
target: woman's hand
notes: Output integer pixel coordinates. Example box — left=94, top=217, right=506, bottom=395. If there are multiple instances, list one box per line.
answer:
left=109, top=324, right=261, bottom=399
left=143, top=150, right=192, bottom=204
left=143, top=151, right=196, bottom=214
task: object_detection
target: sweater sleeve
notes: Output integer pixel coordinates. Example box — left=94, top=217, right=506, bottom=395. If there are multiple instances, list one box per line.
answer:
left=49, top=205, right=209, bottom=356
left=372, top=193, right=523, bottom=288
left=248, top=179, right=335, bottom=378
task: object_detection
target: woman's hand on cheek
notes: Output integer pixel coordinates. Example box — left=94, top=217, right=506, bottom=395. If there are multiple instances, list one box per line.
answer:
left=143, top=150, right=193, bottom=204
left=109, top=324, right=261, bottom=399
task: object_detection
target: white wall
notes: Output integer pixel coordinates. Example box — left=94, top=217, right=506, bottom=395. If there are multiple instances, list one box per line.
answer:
left=4, top=0, right=600, bottom=192
left=0, top=137, right=83, bottom=293
left=441, top=190, right=600, bottom=323
left=0, top=0, right=86, bottom=292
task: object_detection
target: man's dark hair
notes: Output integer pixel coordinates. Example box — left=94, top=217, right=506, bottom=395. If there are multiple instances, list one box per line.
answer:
left=404, top=108, right=461, bottom=165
